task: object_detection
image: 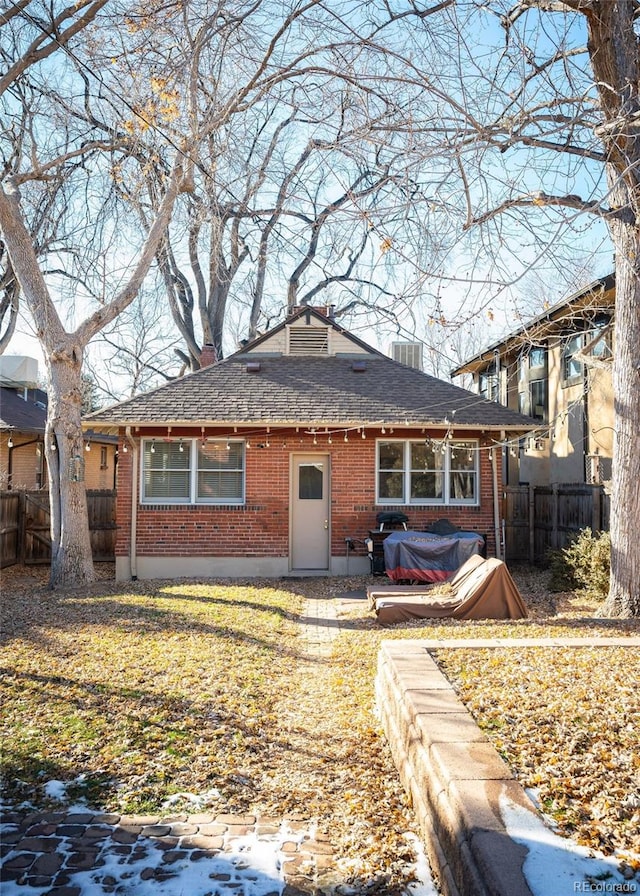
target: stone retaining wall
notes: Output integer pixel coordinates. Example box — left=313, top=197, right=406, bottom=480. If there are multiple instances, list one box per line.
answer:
left=375, top=639, right=535, bottom=896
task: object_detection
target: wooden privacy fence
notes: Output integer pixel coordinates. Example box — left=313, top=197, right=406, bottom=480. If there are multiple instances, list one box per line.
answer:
left=0, top=489, right=116, bottom=568
left=1, top=485, right=609, bottom=569
left=503, top=483, right=610, bottom=564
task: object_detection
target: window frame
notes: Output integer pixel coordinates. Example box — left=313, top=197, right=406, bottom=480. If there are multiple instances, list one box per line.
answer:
left=376, top=438, right=480, bottom=506
left=140, top=438, right=246, bottom=505
left=589, top=317, right=612, bottom=360
left=478, top=364, right=498, bottom=402
left=518, top=346, right=549, bottom=422
left=562, top=333, right=584, bottom=385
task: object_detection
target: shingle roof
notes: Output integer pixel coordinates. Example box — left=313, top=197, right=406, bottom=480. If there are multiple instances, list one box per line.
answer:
left=86, top=353, right=537, bottom=432
left=0, top=387, right=47, bottom=433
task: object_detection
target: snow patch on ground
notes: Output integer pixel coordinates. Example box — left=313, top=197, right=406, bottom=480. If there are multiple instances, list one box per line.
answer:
left=500, top=793, right=638, bottom=896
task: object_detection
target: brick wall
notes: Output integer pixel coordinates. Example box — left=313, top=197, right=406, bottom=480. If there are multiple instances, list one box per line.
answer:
left=115, top=428, right=501, bottom=561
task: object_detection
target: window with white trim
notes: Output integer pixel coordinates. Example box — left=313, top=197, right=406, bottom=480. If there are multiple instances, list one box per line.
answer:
left=141, top=439, right=245, bottom=504
left=377, top=439, right=479, bottom=505
left=197, top=441, right=244, bottom=503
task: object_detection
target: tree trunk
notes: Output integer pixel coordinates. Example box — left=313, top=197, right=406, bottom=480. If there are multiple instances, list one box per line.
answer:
left=585, top=2, right=640, bottom=616
left=603, top=241, right=640, bottom=616
left=45, top=350, right=95, bottom=588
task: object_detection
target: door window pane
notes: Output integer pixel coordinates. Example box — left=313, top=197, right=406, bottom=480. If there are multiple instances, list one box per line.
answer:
left=299, top=463, right=323, bottom=499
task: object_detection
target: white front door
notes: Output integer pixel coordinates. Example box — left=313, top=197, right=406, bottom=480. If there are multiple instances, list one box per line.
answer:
left=290, top=454, right=330, bottom=570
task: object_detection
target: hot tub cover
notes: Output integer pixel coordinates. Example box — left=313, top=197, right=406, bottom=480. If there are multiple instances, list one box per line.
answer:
left=370, top=556, right=528, bottom=625
left=382, top=529, right=484, bottom=583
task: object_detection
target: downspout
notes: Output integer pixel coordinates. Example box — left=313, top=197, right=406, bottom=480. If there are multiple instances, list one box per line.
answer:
left=582, top=366, right=590, bottom=484
left=6, top=436, right=43, bottom=489
left=491, top=447, right=502, bottom=560
left=125, top=426, right=138, bottom=580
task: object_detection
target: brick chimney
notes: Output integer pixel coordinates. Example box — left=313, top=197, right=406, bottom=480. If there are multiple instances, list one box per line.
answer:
left=200, top=344, right=218, bottom=367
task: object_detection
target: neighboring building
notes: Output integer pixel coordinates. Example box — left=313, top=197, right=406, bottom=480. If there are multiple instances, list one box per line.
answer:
left=450, top=274, right=615, bottom=487
left=1, top=356, right=117, bottom=490
left=86, top=306, right=536, bottom=581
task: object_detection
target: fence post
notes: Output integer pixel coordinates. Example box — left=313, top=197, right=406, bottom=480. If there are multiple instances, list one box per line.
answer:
left=528, top=485, right=535, bottom=564
left=551, top=483, right=559, bottom=550
left=592, top=485, right=601, bottom=533
left=18, top=489, right=26, bottom=565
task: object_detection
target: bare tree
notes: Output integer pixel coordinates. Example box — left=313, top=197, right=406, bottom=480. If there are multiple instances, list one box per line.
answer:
left=87, top=291, right=185, bottom=401
left=0, top=0, right=190, bottom=587
left=392, top=0, right=639, bottom=615
left=0, top=239, right=18, bottom=353
left=1, top=0, right=451, bottom=585
left=115, top=3, right=455, bottom=366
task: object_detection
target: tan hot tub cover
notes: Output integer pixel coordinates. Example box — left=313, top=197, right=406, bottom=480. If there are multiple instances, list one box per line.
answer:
left=369, top=556, right=528, bottom=625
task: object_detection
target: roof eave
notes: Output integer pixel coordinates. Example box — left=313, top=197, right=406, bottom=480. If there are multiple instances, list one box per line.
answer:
left=83, top=418, right=537, bottom=433
left=450, top=272, right=616, bottom=377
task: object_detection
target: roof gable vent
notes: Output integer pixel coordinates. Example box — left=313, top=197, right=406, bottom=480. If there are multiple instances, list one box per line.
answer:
left=287, top=326, right=329, bottom=356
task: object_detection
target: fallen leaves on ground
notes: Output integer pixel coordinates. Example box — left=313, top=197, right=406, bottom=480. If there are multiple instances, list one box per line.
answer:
left=1, top=571, right=419, bottom=893
left=2, top=562, right=639, bottom=891
left=434, top=645, right=639, bottom=861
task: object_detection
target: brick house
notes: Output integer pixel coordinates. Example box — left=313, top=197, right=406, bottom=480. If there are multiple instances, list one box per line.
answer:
left=450, top=274, right=615, bottom=488
left=1, top=357, right=117, bottom=491
left=86, top=306, right=536, bottom=581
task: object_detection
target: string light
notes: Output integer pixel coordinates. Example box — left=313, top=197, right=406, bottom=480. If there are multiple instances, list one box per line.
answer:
left=85, top=441, right=91, bottom=452
left=150, top=439, right=156, bottom=453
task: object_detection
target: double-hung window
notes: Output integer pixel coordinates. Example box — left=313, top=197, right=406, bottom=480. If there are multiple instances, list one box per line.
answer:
left=142, top=439, right=245, bottom=504
left=197, top=441, right=244, bottom=503
left=478, top=364, right=498, bottom=402
left=377, top=439, right=478, bottom=505
left=562, top=334, right=583, bottom=384
left=518, top=346, right=548, bottom=422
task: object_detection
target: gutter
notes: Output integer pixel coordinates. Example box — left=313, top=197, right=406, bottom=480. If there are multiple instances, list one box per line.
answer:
left=124, top=426, right=138, bottom=580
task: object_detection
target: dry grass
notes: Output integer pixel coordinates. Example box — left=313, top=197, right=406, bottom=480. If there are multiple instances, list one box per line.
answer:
left=1, top=562, right=639, bottom=891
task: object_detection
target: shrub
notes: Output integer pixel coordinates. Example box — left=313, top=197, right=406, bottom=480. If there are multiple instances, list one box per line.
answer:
left=548, top=528, right=611, bottom=598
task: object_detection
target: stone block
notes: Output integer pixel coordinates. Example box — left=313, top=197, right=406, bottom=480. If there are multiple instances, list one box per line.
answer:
left=470, top=830, right=532, bottom=896
left=404, top=688, right=468, bottom=715
left=429, top=741, right=513, bottom=786
left=414, top=712, right=490, bottom=746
